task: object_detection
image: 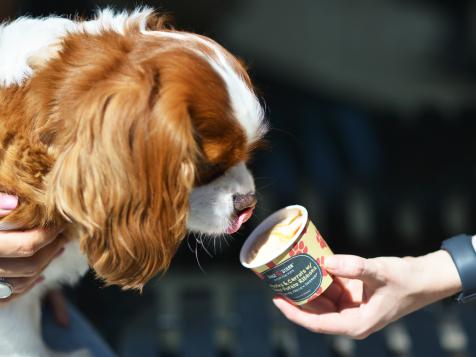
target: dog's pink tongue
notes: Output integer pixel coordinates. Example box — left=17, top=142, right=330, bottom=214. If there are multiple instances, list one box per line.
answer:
left=226, top=208, right=254, bottom=234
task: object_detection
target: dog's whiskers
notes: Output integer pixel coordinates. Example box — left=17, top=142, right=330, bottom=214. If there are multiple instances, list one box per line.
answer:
left=191, top=233, right=207, bottom=274
left=186, top=234, right=195, bottom=253
left=212, top=235, right=217, bottom=254
left=196, top=233, right=213, bottom=258
left=194, top=243, right=206, bottom=274
left=222, top=234, right=231, bottom=248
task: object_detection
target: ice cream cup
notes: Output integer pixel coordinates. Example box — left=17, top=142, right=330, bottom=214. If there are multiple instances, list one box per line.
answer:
left=240, top=205, right=334, bottom=305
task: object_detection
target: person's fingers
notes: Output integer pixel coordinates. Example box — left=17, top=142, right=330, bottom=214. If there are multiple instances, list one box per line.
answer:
left=323, top=255, right=383, bottom=284
left=322, top=279, right=343, bottom=301
left=0, top=274, right=45, bottom=305
left=0, top=227, right=62, bottom=258
left=273, top=297, right=359, bottom=336
left=0, top=209, right=13, bottom=216
left=0, top=193, right=18, bottom=217
left=301, top=296, right=338, bottom=314
left=0, top=194, right=18, bottom=210
left=7, top=275, right=44, bottom=294
left=46, top=289, right=70, bottom=327
left=0, top=238, right=65, bottom=277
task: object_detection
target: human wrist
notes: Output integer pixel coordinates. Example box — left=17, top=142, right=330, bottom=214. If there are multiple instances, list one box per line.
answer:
left=407, top=250, right=462, bottom=303
left=441, top=234, right=476, bottom=303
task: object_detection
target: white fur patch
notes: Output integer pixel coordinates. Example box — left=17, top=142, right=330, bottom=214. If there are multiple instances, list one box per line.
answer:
left=187, top=162, right=255, bottom=235
left=202, top=46, right=267, bottom=143
left=0, top=17, right=75, bottom=85
left=152, top=31, right=267, bottom=144
left=0, top=7, right=153, bottom=86
left=80, top=7, right=153, bottom=35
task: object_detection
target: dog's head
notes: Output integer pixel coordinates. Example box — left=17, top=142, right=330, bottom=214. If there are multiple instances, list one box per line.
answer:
left=37, top=13, right=266, bottom=289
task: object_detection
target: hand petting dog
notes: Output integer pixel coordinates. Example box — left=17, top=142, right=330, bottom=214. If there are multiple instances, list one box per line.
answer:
left=0, top=193, right=64, bottom=303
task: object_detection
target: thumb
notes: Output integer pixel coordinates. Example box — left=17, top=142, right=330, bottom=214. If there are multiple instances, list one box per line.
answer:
left=0, top=193, right=18, bottom=216
left=323, top=255, right=381, bottom=283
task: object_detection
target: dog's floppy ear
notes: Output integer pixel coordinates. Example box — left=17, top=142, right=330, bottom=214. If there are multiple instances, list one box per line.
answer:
left=48, top=69, right=197, bottom=289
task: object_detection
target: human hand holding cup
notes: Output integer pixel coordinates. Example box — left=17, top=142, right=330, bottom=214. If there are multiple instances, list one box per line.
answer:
left=240, top=205, right=334, bottom=305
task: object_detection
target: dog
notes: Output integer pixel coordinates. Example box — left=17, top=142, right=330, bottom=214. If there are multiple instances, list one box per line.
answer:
left=0, top=8, right=266, bottom=356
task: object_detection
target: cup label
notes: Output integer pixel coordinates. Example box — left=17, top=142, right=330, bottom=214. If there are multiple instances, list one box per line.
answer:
left=263, top=254, right=322, bottom=302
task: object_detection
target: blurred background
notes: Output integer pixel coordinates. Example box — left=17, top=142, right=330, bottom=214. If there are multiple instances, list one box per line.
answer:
left=2, top=0, right=476, bottom=356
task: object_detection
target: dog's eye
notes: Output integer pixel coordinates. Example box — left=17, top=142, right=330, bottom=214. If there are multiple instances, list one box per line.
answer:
left=206, top=163, right=222, bottom=171
left=195, top=162, right=226, bottom=185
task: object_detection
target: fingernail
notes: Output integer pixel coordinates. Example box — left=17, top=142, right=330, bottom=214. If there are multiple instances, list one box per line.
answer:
left=35, top=276, right=45, bottom=284
left=0, top=194, right=18, bottom=210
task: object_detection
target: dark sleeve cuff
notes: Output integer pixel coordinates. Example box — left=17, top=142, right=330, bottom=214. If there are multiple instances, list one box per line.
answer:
left=441, top=234, right=476, bottom=304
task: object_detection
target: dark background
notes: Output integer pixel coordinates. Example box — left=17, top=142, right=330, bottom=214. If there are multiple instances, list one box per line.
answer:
left=1, top=0, right=476, bottom=356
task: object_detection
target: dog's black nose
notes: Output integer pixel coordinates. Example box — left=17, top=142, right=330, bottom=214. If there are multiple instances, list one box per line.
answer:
left=233, top=193, right=257, bottom=212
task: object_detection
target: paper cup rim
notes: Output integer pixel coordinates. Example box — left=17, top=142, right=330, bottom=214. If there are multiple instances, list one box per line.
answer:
left=239, top=205, right=309, bottom=269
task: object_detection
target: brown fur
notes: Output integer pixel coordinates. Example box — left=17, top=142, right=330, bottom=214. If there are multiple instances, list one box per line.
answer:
left=0, top=17, right=256, bottom=289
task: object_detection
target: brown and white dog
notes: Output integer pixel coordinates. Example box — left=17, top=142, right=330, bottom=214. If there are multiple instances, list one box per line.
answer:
left=0, top=8, right=266, bottom=356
